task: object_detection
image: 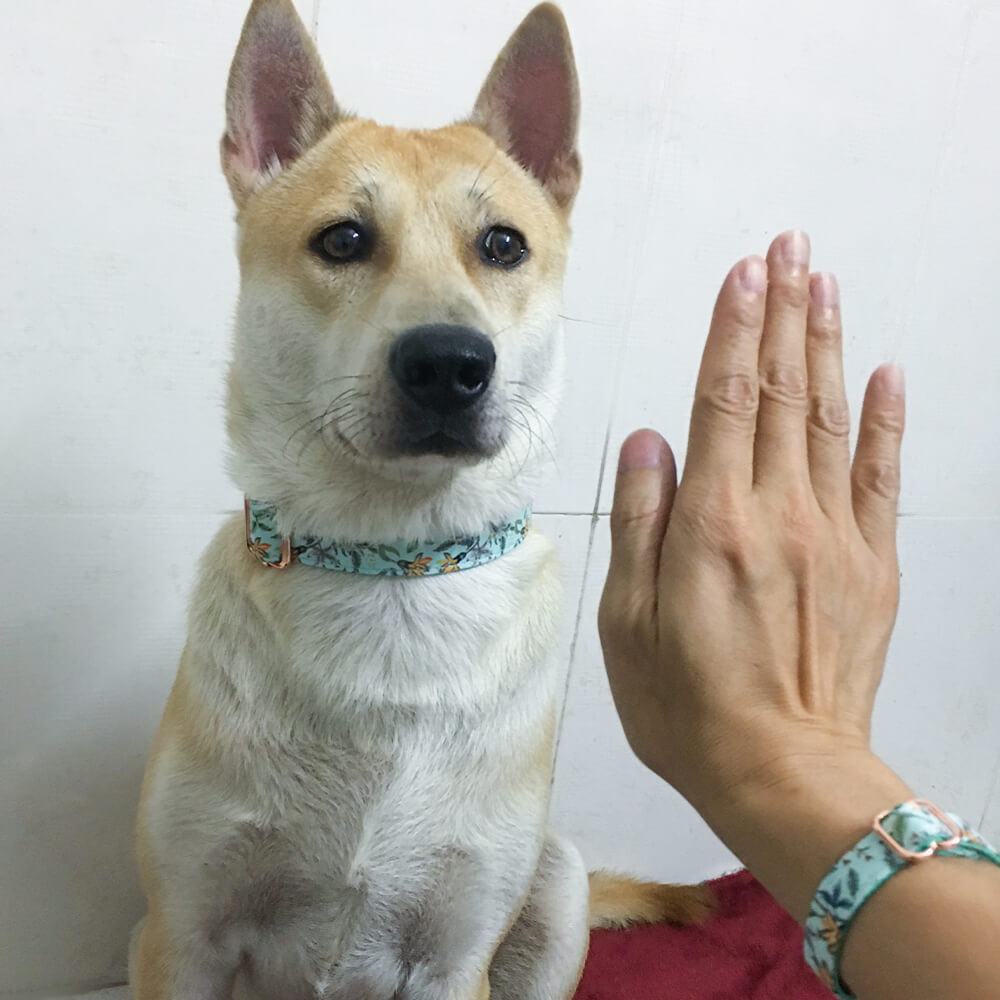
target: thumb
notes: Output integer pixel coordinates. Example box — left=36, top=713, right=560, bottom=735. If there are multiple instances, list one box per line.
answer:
left=606, top=429, right=677, bottom=598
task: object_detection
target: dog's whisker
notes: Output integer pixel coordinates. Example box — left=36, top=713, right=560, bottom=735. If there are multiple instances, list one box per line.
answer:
left=284, top=414, right=328, bottom=456
left=331, top=410, right=372, bottom=444
left=512, top=395, right=558, bottom=463
left=283, top=390, right=353, bottom=449
left=469, top=147, right=500, bottom=203
left=506, top=379, right=558, bottom=407
left=510, top=397, right=554, bottom=461
left=491, top=322, right=517, bottom=341
left=310, top=373, right=370, bottom=391
left=286, top=393, right=370, bottom=462
left=503, top=407, right=539, bottom=481
left=275, top=408, right=322, bottom=427
left=357, top=316, right=393, bottom=337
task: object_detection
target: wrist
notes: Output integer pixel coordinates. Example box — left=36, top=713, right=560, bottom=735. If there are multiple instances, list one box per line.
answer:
left=694, top=746, right=912, bottom=920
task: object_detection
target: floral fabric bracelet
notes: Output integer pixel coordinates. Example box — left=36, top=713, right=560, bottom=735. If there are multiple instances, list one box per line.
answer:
left=804, top=798, right=1000, bottom=998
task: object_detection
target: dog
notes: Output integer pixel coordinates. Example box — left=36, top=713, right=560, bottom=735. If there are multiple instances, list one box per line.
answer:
left=130, top=2, right=711, bottom=997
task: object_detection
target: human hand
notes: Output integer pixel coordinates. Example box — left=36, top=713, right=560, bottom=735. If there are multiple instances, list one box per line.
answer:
left=598, top=231, right=911, bottom=915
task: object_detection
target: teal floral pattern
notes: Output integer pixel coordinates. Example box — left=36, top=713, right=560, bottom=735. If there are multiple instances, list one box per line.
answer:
left=804, top=802, right=1000, bottom=998
left=245, top=499, right=531, bottom=577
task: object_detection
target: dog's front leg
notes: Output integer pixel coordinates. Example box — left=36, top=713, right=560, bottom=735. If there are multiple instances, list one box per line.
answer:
left=488, top=834, right=590, bottom=1000
left=322, top=945, right=491, bottom=1000
left=396, top=965, right=493, bottom=1000
left=130, top=910, right=241, bottom=1000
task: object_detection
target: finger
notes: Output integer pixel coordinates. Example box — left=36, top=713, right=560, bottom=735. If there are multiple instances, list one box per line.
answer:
left=606, top=430, right=678, bottom=611
left=753, top=230, right=812, bottom=487
left=852, top=364, right=905, bottom=554
left=805, top=272, right=852, bottom=517
left=687, top=256, right=767, bottom=489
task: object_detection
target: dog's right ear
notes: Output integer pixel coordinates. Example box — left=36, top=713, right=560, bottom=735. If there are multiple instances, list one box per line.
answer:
left=221, top=0, right=341, bottom=208
left=471, top=3, right=581, bottom=211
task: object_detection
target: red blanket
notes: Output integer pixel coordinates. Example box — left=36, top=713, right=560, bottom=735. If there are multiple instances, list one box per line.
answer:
left=573, top=870, right=831, bottom=1000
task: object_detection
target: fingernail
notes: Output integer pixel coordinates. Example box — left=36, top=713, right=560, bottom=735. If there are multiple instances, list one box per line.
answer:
left=738, top=256, right=767, bottom=293
left=780, top=230, right=810, bottom=274
left=881, top=363, right=905, bottom=396
left=618, top=430, right=664, bottom=472
left=810, top=272, right=839, bottom=309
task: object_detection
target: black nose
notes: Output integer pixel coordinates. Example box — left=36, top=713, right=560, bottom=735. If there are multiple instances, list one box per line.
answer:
left=389, top=324, right=496, bottom=415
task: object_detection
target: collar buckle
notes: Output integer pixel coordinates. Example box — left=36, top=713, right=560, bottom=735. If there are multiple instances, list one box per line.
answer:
left=244, top=496, right=293, bottom=569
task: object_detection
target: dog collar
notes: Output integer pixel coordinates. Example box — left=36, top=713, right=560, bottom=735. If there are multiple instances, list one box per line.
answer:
left=244, top=497, right=531, bottom=576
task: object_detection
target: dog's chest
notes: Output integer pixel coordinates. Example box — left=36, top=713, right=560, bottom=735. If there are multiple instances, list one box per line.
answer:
left=184, top=675, right=554, bottom=994
left=249, top=528, right=562, bottom=712
left=164, top=522, right=563, bottom=982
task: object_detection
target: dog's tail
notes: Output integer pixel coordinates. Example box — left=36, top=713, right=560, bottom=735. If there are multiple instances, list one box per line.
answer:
left=587, top=871, right=713, bottom=929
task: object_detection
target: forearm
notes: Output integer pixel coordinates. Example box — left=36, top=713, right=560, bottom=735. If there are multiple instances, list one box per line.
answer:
left=695, top=752, right=1000, bottom=1000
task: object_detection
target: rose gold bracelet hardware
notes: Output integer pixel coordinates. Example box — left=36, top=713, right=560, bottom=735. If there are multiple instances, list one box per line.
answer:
left=244, top=496, right=293, bottom=570
left=873, top=799, right=962, bottom=862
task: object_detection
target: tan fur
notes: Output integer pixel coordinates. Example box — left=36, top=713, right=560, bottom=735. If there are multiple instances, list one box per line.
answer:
left=131, top=907, right=169, bottom=1000
left=132, top=671, right=193, bottom=1000
left=587, top=871, right=714, bottom=930
left=475, top=970, right=491, bottom=1000
left=233, top=117, right=571, bottom=323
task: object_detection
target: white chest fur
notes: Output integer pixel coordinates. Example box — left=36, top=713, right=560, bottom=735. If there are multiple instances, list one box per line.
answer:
left=141, top=514, right=563, bottom=994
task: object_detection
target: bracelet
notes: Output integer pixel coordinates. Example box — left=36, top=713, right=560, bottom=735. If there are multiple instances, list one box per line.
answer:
left=803, top=798, right=1000, bottom=998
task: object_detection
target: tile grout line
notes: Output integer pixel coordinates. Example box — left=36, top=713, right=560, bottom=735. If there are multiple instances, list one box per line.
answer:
left=551, top=510, right=600, bottom=768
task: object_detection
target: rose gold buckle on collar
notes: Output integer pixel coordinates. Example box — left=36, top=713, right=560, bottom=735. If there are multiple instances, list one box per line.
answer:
left=244, top=496, right=293, bottom=570
left=873, top=799, right=962, bottom=862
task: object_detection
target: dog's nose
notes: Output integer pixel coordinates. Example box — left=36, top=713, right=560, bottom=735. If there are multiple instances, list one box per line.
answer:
left=389, top=324, right=496, bottom=414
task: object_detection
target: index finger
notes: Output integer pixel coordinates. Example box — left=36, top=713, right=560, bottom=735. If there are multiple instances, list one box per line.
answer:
left=686, top=256, right=768, bottom=489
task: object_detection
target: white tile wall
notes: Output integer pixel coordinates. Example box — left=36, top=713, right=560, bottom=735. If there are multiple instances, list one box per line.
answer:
left=2, top=0, right=998, bottom=994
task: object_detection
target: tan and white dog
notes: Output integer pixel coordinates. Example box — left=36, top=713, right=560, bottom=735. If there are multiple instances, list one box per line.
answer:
left=130, top=2, right=710, bottom=997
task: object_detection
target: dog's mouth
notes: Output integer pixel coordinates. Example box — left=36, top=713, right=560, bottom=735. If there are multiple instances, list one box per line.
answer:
left=331, top=413, right=502, bottom=463
left=394, top=421, right=503, bottom=460
left=405, top=431, right=476, bottom=457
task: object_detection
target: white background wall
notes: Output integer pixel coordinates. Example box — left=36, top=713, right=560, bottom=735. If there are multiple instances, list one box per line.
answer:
left=2, top=0, right=999, bottom=994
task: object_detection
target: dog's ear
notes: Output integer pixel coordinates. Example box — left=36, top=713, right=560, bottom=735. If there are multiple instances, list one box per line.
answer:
left=221, top=0, right=341, bottom=208
left=471, top=3, right=581, bottom=210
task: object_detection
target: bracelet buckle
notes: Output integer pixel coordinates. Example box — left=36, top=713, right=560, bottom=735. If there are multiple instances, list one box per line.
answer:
left=873, top=798, right=962, bottom=862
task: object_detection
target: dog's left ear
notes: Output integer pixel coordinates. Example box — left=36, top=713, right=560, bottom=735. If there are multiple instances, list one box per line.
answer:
left=221, top=0, right=341, bottom=208
left=471, top=3, right=581, bottom=210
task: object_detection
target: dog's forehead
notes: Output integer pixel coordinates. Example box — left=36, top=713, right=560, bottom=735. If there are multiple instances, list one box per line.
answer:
left=245, top=119, right=561, bottom=234
left=318, top=121, right=525, bottom=197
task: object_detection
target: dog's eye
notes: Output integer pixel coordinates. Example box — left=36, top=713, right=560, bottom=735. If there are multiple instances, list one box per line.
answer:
left=311, top=221, right=370, bottom=264
left=479, top=226, right=528, bottom=269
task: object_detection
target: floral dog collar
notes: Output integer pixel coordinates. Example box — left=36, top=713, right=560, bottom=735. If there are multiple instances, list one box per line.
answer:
left=244, top=497, right=531, bottom=577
